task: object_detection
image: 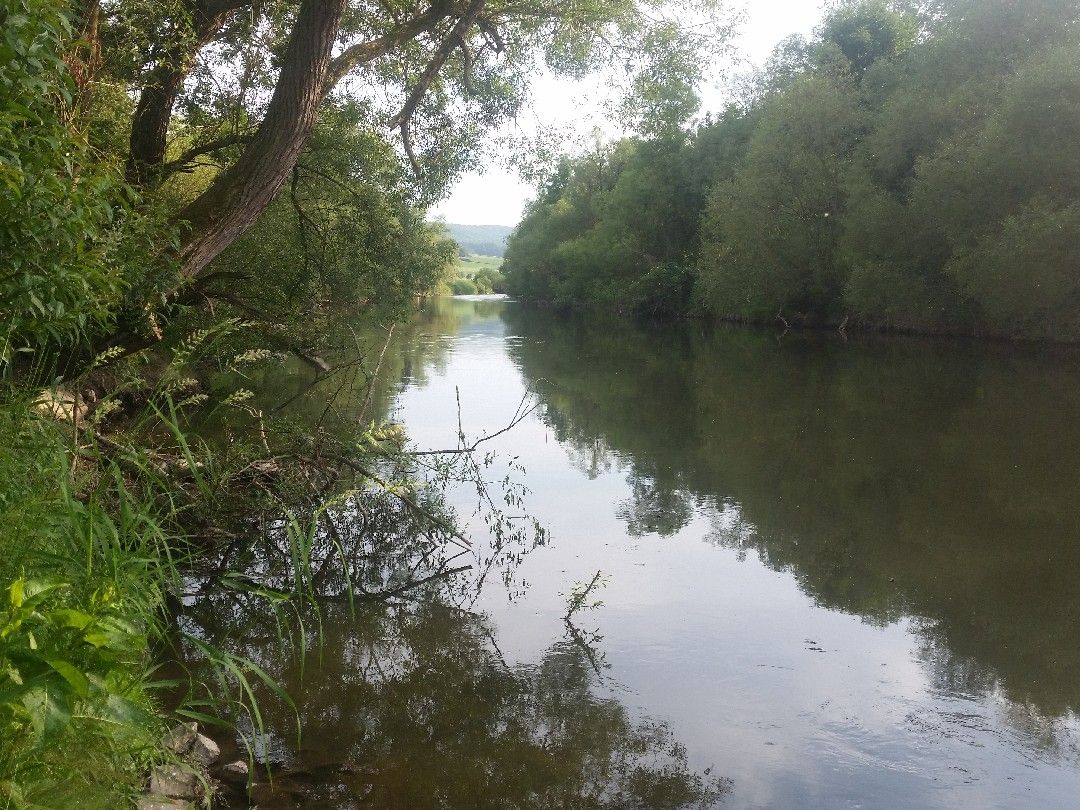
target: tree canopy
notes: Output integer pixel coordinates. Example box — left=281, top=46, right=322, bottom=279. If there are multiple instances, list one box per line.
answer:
left=504, top=0, right=1080, bottom=340
left=2, top=0, right=734, bottom=369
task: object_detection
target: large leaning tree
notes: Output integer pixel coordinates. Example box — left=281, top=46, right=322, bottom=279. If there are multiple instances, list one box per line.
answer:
left=75, top=0, right=732, bottom=305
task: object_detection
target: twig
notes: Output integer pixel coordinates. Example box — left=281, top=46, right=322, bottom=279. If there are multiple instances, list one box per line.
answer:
left=358, top=324, right=395, bottom=421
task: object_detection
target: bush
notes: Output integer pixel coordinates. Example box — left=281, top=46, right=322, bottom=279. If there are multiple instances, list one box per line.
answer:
left=0, top=403, right=167, bottom=805
left=948, top=199, right=1080, bottom=339
left=451, top=278, right=479, bottom=295
left=0, top=0, right=132, bottom=363
left=473, top=268, right=507, bottom=294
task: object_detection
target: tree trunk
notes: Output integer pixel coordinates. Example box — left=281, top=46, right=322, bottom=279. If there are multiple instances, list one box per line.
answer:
left=127, top=70, right=188, bottom=186
left=125, top=0, right=249, bottom=186
left=175, top=0, right=348, bottom=279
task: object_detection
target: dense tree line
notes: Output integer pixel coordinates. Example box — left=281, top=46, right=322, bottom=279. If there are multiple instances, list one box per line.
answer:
left=504, top=0, right=1080, bottom=340
left=2, top=0, right=732, bottom=371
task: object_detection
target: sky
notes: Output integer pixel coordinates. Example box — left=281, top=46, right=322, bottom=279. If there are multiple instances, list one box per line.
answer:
left=429, top=0, right=827, bottom=227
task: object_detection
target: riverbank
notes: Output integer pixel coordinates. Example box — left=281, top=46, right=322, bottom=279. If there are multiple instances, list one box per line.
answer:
left=0, top=399, right=171, bottom=806
left=511, top=294, right=1080, bottom=347
left=0, top=308, right=524, bottom=807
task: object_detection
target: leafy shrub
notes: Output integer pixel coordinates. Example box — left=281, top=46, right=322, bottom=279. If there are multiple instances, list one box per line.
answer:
left=473, top=268, right=507, bottom=294
left=0, top=405, right=166, bottom=805
left=0, top=0, right=127, bottom=363
left=451, top=278, right=478, bottom=295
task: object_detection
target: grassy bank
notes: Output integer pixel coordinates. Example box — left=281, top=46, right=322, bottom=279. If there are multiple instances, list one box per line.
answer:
left=0, top=310, right=533, bottom=806
left=0, top=399, right=172, bottom=807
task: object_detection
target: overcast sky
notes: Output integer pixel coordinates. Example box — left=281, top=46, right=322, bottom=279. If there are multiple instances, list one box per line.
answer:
left=429, top=0, right=826, bottom=226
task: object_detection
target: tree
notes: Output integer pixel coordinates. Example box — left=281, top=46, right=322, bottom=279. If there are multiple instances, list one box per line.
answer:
left=697, top=74, right=862, bottom=322
left=505, top=0, right=1080, bottom=339
left=817, top=0, right=915, bottom=77
left=70, top=0, right=732, bottom=342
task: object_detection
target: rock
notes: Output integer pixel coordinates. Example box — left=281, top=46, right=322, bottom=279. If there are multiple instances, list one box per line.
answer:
left=162, top=722, right=198, bottom=755
left=191, top=733, right=221, bottom=767
left=149, top=764, right=200, bottom=800
left=137, top=798, right=192, bottom=810
left=221, top=759, right=249, bottom=780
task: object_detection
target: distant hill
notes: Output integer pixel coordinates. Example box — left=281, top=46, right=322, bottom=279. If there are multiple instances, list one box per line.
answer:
left=440, top=223, right=514, bottom=257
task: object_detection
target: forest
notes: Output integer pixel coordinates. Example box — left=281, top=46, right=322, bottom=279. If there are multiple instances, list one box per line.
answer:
left=0, top=0, right=729, bottom=803
left=504, top=0, right=1080, bottom=341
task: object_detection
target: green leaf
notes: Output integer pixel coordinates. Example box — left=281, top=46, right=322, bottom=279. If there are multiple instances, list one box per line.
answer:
left=11, top=578, right=67, bottom=611
left=21, top=683, right=72, bottom=740
left=44, top=659, right=89, bottom=698
left=101, top=693, right=152, bottom=731
left=48, top=608, right=94, bottom=631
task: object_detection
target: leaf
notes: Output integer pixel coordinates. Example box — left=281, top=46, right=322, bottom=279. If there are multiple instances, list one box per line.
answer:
left=44, top=659, right=89, bottom=698
left=9, top=578, right=67, bottom=611
left=21, top=684, right=72, bottom=740
left=174, top=708, right=231, bottom=729
left=48, top=608, right=94, bottom=631
left=101, top=693, right=153, bottom=731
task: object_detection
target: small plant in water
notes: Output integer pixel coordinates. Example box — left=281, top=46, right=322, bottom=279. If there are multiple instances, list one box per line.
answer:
left=562, top=570, right=609, bottom=622
left=561, top=571, right=610, bottom=676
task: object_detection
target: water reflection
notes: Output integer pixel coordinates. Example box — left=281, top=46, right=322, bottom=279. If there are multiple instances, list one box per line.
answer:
left=187, top=298, right=1080, bottom=807
left=500, top=305, right=1080, bottom=721
left=185, top=596, right=729, bottom=809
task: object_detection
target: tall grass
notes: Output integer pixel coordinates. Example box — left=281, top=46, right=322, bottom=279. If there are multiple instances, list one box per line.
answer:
left=0, top=310, right=541, bottom=806
left=0, top=400, right=172, bottom=807
left=0, top=319, right=367, bottom=805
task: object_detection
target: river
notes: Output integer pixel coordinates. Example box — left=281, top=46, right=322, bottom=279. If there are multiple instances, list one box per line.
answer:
left=199, top=296, right=1080, bottom=808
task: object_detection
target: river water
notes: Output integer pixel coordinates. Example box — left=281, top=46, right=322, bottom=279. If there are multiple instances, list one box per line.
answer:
left=205, top=296, right=1080, bottom=808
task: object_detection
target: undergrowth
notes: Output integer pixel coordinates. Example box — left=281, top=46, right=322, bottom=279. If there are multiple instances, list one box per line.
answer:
left=0, top=402, right=169, bottom=807
left=0, top=316, right=542, bottom=808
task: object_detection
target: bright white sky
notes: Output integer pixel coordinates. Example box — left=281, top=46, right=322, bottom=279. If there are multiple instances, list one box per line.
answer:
left=429, top=0, right=827, bottom=226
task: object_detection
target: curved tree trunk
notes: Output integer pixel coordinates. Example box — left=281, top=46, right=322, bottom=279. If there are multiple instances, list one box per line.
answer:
left=176, top=0, right=348, bottom=279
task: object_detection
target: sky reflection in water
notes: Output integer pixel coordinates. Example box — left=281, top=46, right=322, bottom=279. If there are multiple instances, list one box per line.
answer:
left=205, top=297, right=1080, bottom=808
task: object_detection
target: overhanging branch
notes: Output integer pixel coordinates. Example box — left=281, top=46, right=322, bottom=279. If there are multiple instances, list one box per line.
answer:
left=324, top=2, right=454, bottom=91
left=159, top=132, right=253, bottom=178
left=387, top=0, right=488, bottom=133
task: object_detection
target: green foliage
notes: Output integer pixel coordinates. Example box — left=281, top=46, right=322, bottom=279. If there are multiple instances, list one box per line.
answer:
left=472, top=267, right=507, bottom=294
left=0, top=0, right=119, bottom=362
left=817, top=0, right=916, bottom=77
left=508, top=0, right=1080, bottom=340
left=699, top=74, right=862, bottom=322
left=504, top=138, right=709, bottom=314
left=947, top=198, right=1080, bottom=338
left=204, top=102, right=456, bottom=344
left=452, top=277, right=479, bottom=296
left=0, top=0, right=177, bottom=369
left=0, top=405, right=165, bottom=805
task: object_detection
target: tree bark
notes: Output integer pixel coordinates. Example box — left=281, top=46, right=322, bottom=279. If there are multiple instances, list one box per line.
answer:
left=175, top=0, right=348, bottom=280
left=126, top=0, right=250, bottom=186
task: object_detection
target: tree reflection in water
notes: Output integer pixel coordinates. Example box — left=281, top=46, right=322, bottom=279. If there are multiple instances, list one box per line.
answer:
left=177, top=484, right=727, bottom=809
left=502, top=303, right=1080, bottom=729
left=185, top=595, right=728, bottom=809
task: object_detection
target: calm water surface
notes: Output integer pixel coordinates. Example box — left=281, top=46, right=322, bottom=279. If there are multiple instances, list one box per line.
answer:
left=204, top=297, right=1080, bottom=808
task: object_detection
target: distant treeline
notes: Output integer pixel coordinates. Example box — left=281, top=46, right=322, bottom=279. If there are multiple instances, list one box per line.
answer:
left=504, top=0, right=1080, bottom=340
left=443, top=223, right=514, bottom=257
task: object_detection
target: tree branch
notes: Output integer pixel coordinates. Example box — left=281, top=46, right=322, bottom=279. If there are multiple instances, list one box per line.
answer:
left=158, top=132, right=253, bottom=178
left=387, top=0, right=488, bottom=132
left=324, top=2, right=454, bottom=91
